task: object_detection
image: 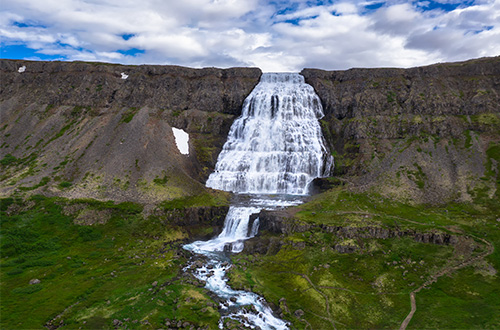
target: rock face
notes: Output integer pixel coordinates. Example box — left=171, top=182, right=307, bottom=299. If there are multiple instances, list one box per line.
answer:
left=302, top=56, right=500, bottom=203
left=261, top=209, right=457, bottom=244
left=1, top=57, right=498, bottom=205
left=0, top=60, right=261, bottom=203
left=249, top=209, right=463, bottom=254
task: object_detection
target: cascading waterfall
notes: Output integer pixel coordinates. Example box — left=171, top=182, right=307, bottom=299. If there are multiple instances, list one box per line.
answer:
left=184, top=73, right=333, bottom=329
left=206, top=73, right=332, bottom=195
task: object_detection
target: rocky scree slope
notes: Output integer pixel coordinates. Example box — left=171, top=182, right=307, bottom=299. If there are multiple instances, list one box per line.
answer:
left=302, top=56, right=500, bottom=204
left=0, top=60, right=261, bottom=203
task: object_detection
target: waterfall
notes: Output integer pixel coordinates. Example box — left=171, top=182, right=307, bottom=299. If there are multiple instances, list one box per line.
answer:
left=206, top=73, right=333, bottom=195
left=184, top=73, right=333, bottom=330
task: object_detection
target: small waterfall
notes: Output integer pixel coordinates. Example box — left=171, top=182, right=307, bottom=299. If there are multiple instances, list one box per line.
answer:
left=187, top=205, right=261, bottom=253
left=184, top=73, right=333, bottom=329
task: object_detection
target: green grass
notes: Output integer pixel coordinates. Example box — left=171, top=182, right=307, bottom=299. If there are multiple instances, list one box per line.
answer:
left=230, top=236, right=440, bottom=328
left=44, top=120, right=77, bottom=146
left=121, top=107, right=139, bottom=123
left=387, top=91, right=396, bottom=103
left=153, top=174, right=169, bottom=185
left=411, top=267, right=500, bottom=329
left=228, top=187, right=500, bottom=329
left=18, top=176, right=50, bottom=191
left=0, top=195, right=221, bottom=329
left=0, top=154, right=18, bottom=166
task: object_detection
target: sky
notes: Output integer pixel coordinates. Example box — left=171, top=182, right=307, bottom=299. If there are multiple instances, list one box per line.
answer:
left=1, top=0, right=499, bottom=72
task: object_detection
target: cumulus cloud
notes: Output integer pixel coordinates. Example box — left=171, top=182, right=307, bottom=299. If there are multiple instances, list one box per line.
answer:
left=0, top=0, right=499, bottom=71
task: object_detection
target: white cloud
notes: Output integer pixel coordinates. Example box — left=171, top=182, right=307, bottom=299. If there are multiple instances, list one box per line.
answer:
left=0, top=0, right=499, bottom=71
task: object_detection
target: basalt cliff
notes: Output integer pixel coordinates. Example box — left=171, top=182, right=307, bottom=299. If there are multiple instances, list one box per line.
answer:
left=0, top=60, right=261, bottom=203
left=1, top=57, right=499, bottom=204
left=1, top=57, right=500, bottom=330
left=302, top=56, right=500, bottom=204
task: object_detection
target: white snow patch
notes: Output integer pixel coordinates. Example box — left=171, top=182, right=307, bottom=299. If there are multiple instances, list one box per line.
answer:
left=120, top=72, right=128, bottom=79
left=172, top=127, right=189, bottom=155
left=18, top=66, right=26, bottom=73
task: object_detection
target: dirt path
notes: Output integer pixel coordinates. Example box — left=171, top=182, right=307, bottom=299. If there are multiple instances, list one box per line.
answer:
left=399, top=235, right=494, bottom=329
left=399, top=292, right=416, bottom=330
left=271, top=211, right=495, bottom=329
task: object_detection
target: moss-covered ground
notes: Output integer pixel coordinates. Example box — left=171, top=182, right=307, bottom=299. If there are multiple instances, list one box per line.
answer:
left=1, top=177, right=498, bottom=329
left=0, top=195, right=221, bottom=329
left=228, top=188, right=500, bottom=329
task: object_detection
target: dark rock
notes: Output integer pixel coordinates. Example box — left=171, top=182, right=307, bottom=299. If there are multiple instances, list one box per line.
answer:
left=294, top=309, right=305, bottom=318
left=302, top=56, right=500, bottom=204
left=0, top=59, right=261, bottom=203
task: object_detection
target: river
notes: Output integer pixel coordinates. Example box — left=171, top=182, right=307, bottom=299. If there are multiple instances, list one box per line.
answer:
left=184, top=73, right=333, bottom=329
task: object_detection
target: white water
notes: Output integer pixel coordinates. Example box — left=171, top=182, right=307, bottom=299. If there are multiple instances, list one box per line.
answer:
left=184, top=73, right=333, bottom=329
left=206, top=73, right=332, bottom=195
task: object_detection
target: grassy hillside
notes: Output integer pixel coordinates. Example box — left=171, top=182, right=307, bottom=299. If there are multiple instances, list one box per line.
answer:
left=0, top=194, right=229, bottom=329
left=228, top=187, right=500, bottom=329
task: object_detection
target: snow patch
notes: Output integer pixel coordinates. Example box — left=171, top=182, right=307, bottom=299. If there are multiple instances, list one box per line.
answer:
left=172, top=127, right=189, bottom=155
left=120, top=72, right=128, bottom=79
left=18, top=66, right=26, bottom=73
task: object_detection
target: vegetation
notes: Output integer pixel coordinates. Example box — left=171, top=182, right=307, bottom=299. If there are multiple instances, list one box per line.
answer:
left=0, top=154, right=18, bottom=166
left=0, top=195, right=221, bottom=329
left=58, top=181, right=73, bottom=188
left=228, top=187, right=500, bottom=329
left=18, top=176, right=51, bottom=191
left=121, top=107, right=139, bottom=123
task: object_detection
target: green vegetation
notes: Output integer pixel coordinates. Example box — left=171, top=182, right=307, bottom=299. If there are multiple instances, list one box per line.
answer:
left=193, top=136, right=217, bottom=164
left=45, top=120, right=77, bottom=146
left=387, top=91, right=396, bottom=103
left=464, top=130, right=473, bottom=148
left=469, top=113, right=500, bottom=126
left=18, top=176, right=50, bottom=191
left=407, top=163, right=426, bottom=189
left=153, top=174, right=169, bottom=185
left=330, top=150, right=355, bottom=175
left=228, top=187, right=500, bottom=329
left=0, top=154, right=18, bottom=166
left=121, top=107, right=139, bottom=123
left=0, top=195, right=221, bottom=329
left=71, top=105, right=90, bottom=117
left=53, top=158, right=70, bottom=171
left=58, top=181, right=73, bottom=188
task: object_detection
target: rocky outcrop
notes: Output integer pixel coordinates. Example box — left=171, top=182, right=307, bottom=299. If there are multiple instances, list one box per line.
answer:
left=1, top=57, right=498, bottom=205
left=302, top=57, right=500, bottom=203
left=155, top=205, right=229, bottom=227
left=0, top=59, right=261, bottom=203
left=302, top=57, right=500, bottom=119
left=0, top=60, right=261, bottom=115
left=257, top=209, right=460, bottom=247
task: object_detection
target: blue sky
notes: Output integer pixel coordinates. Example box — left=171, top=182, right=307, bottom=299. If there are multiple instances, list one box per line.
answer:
left=1, top=0, right=499, bottom=71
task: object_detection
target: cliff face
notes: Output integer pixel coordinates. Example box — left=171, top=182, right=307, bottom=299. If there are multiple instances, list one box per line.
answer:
left=1, top=57, right=498, bottom=205
left=0, top=60, right=261, bottom=203
left=302, top=57, right=500, bottom=204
